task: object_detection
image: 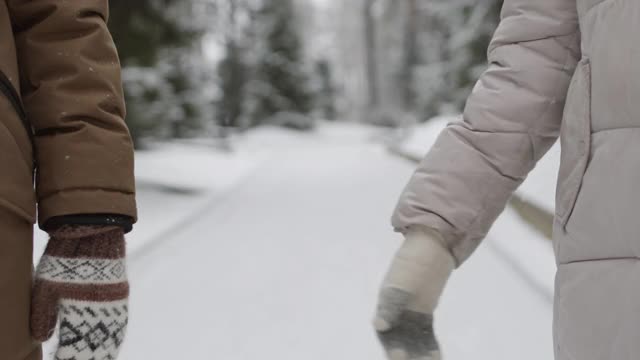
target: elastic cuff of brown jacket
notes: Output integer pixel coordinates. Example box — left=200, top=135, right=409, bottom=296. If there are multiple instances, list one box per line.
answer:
left=37, top=188, right=137, bottom=231
left=44, top=214, right=134, bottom=233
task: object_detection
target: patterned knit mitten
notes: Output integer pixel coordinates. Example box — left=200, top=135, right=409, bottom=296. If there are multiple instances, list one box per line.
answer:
left=31, top=226, right=129, bottom=360
left=374, top=229, right=455, bottom=360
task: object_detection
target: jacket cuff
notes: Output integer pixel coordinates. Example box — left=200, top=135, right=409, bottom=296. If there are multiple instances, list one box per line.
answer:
left=44, top=214, right=134, bottom=234
left=37, top=188, right=137, bottom=231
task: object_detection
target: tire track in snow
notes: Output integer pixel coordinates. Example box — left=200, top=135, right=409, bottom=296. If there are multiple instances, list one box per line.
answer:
left=128, top=159, right=272, bottom=265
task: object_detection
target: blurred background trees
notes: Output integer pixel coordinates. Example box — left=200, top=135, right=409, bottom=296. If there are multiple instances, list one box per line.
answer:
left=107, top=0, right=502, bottom=146
left=358, top=0, right=503, bottom=125
left=249, top=0, right=314, bottom=128
left=109, top=0, right=212, bottom=146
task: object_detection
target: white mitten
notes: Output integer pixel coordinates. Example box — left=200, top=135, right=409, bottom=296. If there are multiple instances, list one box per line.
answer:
left=374, top=228, right=455, bottom=360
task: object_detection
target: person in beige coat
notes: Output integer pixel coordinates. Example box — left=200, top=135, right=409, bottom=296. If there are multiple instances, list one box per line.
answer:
left=375, top=0, right=636, bottom=359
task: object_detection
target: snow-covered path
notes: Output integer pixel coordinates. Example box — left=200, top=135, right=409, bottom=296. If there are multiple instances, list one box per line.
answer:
left=116, top=126, right=554, bottom=360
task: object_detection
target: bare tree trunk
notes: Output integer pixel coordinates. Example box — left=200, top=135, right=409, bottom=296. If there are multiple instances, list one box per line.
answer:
left=401, top=0, right=418, bottom=110
left=363, top=0, right=379, bottom=107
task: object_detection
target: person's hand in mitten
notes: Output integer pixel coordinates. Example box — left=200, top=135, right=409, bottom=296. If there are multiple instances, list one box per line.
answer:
left=31, top=225, right=129, bottom=359
left=374, top=228, right=455, bottom=360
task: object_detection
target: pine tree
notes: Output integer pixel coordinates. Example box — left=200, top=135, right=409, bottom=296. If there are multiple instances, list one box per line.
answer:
left=108, top=0, right=210, bottom=146
left=411, top=0, right=503, bottom=119
left=109, top=0, right=201, bottom=67
left=249, top=0, right=314, bottom=127
left=166, top=53, right=214, bottom=139
left=441, top=0, right=503, bottom=109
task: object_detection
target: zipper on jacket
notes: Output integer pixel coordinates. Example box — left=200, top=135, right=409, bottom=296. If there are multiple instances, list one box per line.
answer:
left=0, top=71, right=35, bottom=169
left=0, top=71, right=32, bottom=142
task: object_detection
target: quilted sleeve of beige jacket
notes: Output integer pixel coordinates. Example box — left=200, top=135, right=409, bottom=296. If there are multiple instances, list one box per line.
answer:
left=392, top=0, right=581, bottom=265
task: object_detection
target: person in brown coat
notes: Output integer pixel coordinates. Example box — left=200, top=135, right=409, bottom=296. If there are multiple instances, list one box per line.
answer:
left=0, top=1, right=136, bottom=359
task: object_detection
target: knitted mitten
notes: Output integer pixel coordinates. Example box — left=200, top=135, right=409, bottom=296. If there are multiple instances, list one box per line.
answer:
left=374, top=228, right=455, bottom=360
left=31, top=226, right=129, bottom=360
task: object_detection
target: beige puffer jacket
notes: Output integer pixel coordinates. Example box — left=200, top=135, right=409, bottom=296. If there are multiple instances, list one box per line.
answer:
left=392, top=0, right=639, bottom=358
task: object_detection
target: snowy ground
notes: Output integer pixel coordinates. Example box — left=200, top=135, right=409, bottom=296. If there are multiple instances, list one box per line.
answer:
left=37, top=122, right=557, bottom=359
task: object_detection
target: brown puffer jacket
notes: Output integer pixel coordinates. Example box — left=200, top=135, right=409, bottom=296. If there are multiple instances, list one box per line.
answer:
left=393, top=0, right=640, bottom=358
left=0, top=0, right=136, bottom=228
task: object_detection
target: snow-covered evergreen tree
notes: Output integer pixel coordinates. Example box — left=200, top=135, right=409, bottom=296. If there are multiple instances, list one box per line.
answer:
left=109, top=0, right=211, bottom=146
left=411, top=0, right=502, bottom=118
left=248, top=0, right=314, bottom=128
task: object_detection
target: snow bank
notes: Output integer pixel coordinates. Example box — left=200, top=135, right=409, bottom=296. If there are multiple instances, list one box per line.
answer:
left=394, top=115, right=455, bottom=158
left=36, top=122, right=377, bottom=261
left=34, top=142, right=258, bottom=260
left=135, top=143, right=255, bottom=192
left=236, top=121, right=382, bottom=152
left=518, top=144, right=559, bottom=213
